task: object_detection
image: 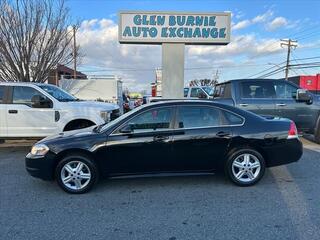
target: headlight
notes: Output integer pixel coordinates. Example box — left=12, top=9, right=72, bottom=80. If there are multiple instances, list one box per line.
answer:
left=100, top=110, right=110, bottom=122
left=31, top=144, right=49, bottom=156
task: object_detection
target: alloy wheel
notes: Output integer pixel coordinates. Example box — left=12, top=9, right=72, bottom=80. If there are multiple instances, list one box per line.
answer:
left=60, top=161, right=91, bottom=190
left=231, top=153, right=261, bottom=183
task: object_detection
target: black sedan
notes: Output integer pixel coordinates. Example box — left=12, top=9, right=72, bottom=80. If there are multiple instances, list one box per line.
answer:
left=26, top=100, right=303, bottom=193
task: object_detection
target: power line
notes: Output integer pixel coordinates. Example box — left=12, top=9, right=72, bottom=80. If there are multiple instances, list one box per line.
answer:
left=255, top=61, right=320, bottom=78
left=79, top=63, right=272, bottom=73
left=291, top=53, right=308, bottom=75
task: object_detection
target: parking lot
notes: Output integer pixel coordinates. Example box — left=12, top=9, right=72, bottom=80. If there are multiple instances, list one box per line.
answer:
left=1, top=138, right=320, bottom=240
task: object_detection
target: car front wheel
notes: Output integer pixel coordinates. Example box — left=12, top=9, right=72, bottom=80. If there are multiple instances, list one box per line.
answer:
left=55, top=154, right=98, bottom=194
left=225, top=148, right=265, bottom=186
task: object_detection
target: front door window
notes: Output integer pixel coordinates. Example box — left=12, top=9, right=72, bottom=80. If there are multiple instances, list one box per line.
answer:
left=119, top=107, right=173, bottom=133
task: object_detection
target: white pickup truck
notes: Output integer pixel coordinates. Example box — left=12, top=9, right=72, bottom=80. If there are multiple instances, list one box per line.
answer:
left=184, top=86, right=214, bottom=99
left=0, top=83, right=120, bottom=139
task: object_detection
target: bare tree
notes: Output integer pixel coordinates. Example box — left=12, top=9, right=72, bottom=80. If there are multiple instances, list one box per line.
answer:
left=189, top=70, right=220, bottom=87
left=0, top=0, right=79, bottom=82
left=189, top=79, right=218, bottom=87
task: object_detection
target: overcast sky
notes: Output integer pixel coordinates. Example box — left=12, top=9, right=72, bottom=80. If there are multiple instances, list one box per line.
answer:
left=66, top=0, right=320, bottom=92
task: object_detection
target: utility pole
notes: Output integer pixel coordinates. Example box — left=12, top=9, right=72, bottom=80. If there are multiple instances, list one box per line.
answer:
left=280, top=39, right=298, bottom=80
left=73, top=25, right=77, bottom=79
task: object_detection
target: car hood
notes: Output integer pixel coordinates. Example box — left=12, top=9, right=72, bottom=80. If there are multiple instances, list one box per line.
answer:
left=62, top=101, right=119, bottom=111
left=39, top=126, right=97, bottom=143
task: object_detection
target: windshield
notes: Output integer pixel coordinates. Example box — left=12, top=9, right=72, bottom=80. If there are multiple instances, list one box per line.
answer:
left=38, top=85, right=78, bottom=102
left=99, top=105, right=144, bottom=132
left=202, top=87, right=214, bottom=97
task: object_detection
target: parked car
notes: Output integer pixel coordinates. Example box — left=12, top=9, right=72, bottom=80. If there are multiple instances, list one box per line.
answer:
left=26, top=100, right=302, bottom=193
left=0, top=83, right=120, bottom=139
left=213, top=79, right=320, bottom=143
left=184, top=86, right=214, bottom=99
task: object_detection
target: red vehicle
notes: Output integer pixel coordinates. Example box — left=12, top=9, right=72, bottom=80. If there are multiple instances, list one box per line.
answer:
left=284, top=74, right=320, bottom=95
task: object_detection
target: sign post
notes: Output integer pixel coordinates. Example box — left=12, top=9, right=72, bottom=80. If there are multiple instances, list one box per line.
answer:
left=118, top=11, right=231, bottom=98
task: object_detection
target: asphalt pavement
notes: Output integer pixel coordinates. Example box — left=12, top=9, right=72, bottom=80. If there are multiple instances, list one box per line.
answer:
left=1, top=140, right=320, bottom=240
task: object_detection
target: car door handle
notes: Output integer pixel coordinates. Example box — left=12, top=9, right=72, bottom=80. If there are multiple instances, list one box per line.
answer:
left=8, top=110, right=18, bottom=114
left=276, top=103, right=287, bottom=107
left=239, top=103, right=248, bottom=107
left=153, top=135, right=170, bottom=142
left=216, top=131, right=231, bottom=137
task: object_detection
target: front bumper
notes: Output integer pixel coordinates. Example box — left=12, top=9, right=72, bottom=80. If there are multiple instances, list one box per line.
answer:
left=25, top=152, right=57, bottom=181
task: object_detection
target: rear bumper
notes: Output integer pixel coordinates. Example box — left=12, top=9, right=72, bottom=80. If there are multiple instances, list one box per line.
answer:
left=265, top=138, right=303, bottom=167
left=25, top=152, right=56, bottom=181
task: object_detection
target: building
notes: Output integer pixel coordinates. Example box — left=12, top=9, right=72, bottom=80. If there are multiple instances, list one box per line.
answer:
left=48, top=64, right=87, bottom=85
left=155, top=68, right=162, bottom=97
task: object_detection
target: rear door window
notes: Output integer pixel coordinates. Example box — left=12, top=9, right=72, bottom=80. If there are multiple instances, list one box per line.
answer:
left=240, top=81, right=275, bottom=99
left=177, top=106, right=222, bottom=129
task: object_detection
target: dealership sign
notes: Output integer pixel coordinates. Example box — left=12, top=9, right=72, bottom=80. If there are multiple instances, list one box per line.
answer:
left=118, top=11, right=231, bottom=44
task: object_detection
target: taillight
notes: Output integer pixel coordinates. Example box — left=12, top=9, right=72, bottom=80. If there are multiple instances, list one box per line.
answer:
left=288, top=121, right=298, bottom=139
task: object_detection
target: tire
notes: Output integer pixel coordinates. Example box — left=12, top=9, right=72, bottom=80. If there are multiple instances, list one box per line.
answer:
left=55, top=154, right=99, bottom=194
left=225, top=148, right=266, bottom=187
left=314, top=117, right=320, bottom=144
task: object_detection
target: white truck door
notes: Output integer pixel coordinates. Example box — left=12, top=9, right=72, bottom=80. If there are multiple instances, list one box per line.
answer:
left=0, top=86, right=7, bottom=137
left=6, top=86, right=57, bottom=137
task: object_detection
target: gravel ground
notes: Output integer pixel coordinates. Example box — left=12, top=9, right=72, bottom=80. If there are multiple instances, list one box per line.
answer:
left=0, top=142, right=320, bottom=240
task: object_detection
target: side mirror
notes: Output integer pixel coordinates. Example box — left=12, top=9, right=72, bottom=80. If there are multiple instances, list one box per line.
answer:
left=296, top=89, right=312, bottom=103
left=119, top=123, right=134, bottom=134
left=31, top=95, right=52, bottom=108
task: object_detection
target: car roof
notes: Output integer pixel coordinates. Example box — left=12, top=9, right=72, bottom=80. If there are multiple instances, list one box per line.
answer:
left=146, top=99, right=232, bottom=109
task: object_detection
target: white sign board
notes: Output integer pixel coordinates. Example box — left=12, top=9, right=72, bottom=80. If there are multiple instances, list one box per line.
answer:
left=119, top=11, right=231, bottom=45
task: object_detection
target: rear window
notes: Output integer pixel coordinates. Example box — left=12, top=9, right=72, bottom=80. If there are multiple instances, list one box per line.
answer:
left=0, top=86, right=5, bottom=103
left=214, top=83, right=231, bottom=98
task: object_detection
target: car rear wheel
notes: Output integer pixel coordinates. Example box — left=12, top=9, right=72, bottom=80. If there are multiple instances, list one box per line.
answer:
left=225, top=149, right=265, bottom=186
left=55, top=154, right=98, bottom=194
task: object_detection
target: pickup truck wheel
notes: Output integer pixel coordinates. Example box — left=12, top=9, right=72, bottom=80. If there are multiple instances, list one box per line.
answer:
left=315, top=117, right=320, bottom=144
left=55, top=154, right=99, bottom=194
left=225, top=148, right=265, bottom=186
